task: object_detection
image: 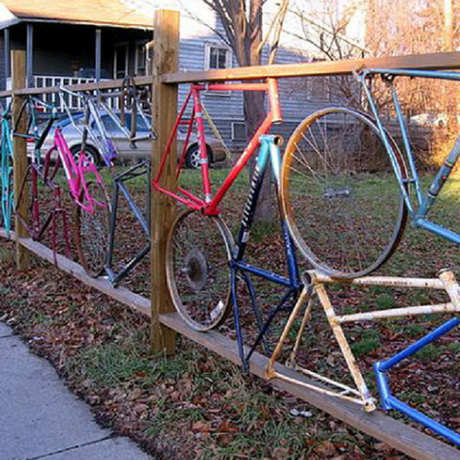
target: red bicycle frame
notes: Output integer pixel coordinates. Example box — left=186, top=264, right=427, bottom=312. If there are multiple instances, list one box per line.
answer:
left=153, top=78, right=281, bottom=215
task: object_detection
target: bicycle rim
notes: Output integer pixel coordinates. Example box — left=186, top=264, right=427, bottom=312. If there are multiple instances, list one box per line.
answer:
left=281, top=107, right=408, bottom=278
left=166, top=209, right=234, bottom=331
left=74, top=181, right=111, bottom=277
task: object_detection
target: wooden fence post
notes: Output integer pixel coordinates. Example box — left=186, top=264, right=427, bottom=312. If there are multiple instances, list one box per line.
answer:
left=12, top=49, right=30, bottom=271
left=151, top=10, right=179, bottom=355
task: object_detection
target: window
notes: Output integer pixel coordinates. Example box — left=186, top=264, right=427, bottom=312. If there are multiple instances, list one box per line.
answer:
left=131, top=113, right=151, bottom=132
left=205, top=43, right=231, bottom=70
left=93, top=113, right=151, bottom=135
left=232, top=122, right=247, bottom=141
left=135, top=41, right=149, bottom=76
left=98, top=115, right=122, bottom=135
left=114, top=43, right=128, bottom=79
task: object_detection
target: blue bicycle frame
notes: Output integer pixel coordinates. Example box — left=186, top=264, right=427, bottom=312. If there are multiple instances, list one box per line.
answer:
left=375, top=316, right=460, bottom=447
left=230, top=135, right=302, bottom=372
left=0, top=101, right=14, bottom=236
left=356, top=70, right=460, bottom=446
left=357, top=68, right=460, bottom=245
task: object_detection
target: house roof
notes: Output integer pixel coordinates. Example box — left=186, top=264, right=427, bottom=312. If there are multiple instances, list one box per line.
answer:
left=0, top=0, right=154, bottom=30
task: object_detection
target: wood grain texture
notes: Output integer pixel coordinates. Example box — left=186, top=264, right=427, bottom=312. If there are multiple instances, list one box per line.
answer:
left=0, top=52, right=458, bottom=99
left=0, top=75, right=154, bottom=99
left=11, top=50, right=30, bottom=271
left=150, top=10, right=179, bottom=355
left=162, top=51, right=460, bottom=83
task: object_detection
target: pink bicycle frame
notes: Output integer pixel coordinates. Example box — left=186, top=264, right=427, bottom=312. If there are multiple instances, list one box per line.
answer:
left=153, top=78, right=282, bottom=215
left=47, top=128, right=105, bottom=214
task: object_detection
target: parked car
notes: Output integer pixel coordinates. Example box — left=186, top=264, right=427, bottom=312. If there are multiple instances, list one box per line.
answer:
left=28, top=111, right=227, bottom=168
left=410, top=113, right=460, bottom=128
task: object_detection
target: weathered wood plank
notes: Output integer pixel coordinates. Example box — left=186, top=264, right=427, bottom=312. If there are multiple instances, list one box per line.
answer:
left=12, top=50, right=30, bottom=271
left=0, top=233, right=151, bottom=317
left=162, top=51, right=460, bottom=83
left=0, top=52, right=459, bottom=99
left=0, top=75, right=154, bottom=99
left=159, top=312, right=460, bottom=460
left=151, top=10, right=179, bottom=355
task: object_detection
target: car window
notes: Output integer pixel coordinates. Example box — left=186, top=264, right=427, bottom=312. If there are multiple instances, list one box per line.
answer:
left=121, top=113, right=150, bottom=132
left=100, top=114, right=123, bottom=135
left=135, top=114, right=150, bottom=132
left=90, top=112, right=151, bottom=135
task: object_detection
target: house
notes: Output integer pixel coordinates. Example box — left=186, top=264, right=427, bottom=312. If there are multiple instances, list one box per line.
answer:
left=0, top=0, right=364, bottom=152
left=0, top=0, right=153, bottom=92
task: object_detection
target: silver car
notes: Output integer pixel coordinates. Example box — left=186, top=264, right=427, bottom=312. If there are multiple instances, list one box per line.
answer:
left=31, top=112, right=227, bottom=168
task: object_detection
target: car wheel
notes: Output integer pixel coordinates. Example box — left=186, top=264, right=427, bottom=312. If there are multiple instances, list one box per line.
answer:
left=185, top=145, right=212, bottom=169
left=70, top=145, right=102, bottom=166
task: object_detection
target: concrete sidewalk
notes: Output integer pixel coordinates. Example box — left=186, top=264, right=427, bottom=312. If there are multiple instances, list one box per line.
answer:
left=0, top=322, right=153, bottom=460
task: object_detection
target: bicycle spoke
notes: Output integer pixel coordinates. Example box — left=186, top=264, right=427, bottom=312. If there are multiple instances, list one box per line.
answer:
left=282, top=108, right=407, bottom=277
left=167, top=211, right=232, bottom=331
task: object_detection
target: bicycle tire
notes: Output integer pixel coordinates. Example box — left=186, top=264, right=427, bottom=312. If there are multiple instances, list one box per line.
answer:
left=281, top=106, right=408, bottom=278
left=74, top=181, right=111, bottom=277
left=166, top=209, right=234, bottom=331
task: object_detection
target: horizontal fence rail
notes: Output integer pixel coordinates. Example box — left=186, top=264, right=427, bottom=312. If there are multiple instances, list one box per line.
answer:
left=0, top=52, right=459, bottom=99
left=161, top=51, right=460, bottom=84
left=0, top=75, right=153, bottom=99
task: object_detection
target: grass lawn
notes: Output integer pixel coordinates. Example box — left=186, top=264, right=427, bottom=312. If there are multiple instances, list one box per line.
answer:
left=1, top=163, right=459, bottom=458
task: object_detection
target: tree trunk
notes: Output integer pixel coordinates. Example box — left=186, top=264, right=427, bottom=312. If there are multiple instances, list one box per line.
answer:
left=244, top=0, right=273, bottom=222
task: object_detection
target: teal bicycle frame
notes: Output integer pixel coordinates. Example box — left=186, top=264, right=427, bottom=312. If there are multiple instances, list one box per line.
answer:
left=358, top=69, right=460, bottom=446
left=357, top=68, right=460, bottom=245
left=0, top=101, right=13, bottom=236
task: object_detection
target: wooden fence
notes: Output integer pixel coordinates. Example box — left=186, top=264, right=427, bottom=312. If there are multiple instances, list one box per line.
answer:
left=1, top=9, right=460, bottom=460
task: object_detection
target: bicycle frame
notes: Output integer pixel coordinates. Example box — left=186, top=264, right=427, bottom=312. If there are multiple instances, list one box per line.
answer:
left=44, top=127, right=104, bottom=213
left=230, top=135, right=301, bottom=371
left=357, top=68, right=460, bottom=245
left=105, top=160, right=151, bottom=285
left=153, top=78, right=281, bottom=215
left=15, top=98, right=106, bottom=262
left=0, top=102, right=13, bottom=236
left=61, top=85, right=155, bottom=284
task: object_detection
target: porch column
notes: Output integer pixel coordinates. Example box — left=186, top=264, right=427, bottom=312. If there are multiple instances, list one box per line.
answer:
left=26, top=23, right=33, bottom=88
left=95, top=28, right=101, bottom=82
left=4, top=28, right=10, bottom=87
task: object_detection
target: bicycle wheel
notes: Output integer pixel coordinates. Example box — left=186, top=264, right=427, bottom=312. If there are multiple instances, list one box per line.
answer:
left=281, top=107, right=408, bottom=278
left=74, top=181, right=111, bottom=277
left=166, top=209, right=234, bottom=331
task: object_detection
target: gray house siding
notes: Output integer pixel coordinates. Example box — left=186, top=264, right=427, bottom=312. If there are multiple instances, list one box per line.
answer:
left=176, top=34, right=331, bottom=155
left=0, top=33, right=4, bottom=90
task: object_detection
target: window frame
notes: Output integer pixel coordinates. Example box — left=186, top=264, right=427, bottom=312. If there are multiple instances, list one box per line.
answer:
left=113, top=42, right=129, bottom=79
left=204, top=43, right=232, bottom=97
left=134, top=40, right=149, bottom=76
left=231, top=121, right=247, bottom=141
left=204, top=42, right=232, bottom=71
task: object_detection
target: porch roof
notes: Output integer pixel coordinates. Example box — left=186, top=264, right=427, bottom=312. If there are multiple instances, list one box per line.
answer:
left=0, top=0, right=154, bottom=30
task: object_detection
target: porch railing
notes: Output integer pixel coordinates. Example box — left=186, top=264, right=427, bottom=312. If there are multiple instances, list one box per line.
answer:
left=6, top=75, right=115, bottom=111
left=35, top=75, right=97, bottom=110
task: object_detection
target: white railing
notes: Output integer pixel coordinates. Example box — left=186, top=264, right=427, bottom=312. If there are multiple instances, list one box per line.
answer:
left=6, top=75, right=117, bottom=112
left=34, top=75, right=97, bottom=110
